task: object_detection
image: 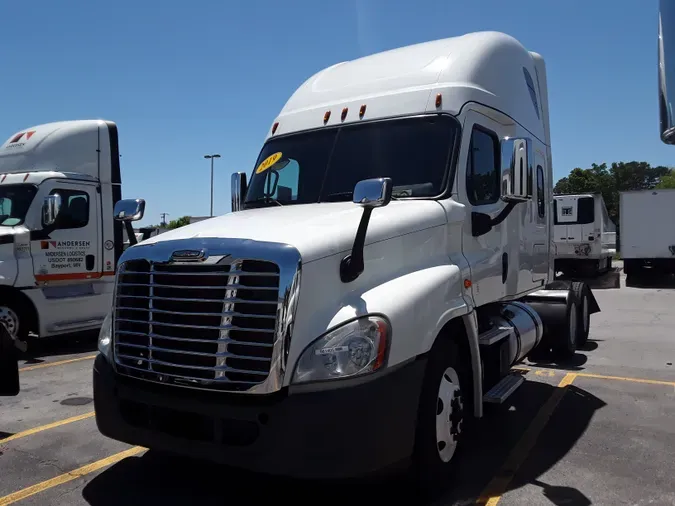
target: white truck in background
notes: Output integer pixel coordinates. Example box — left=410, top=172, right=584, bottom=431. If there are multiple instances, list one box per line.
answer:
left=94, top=31, right=599, bottom=493
left=553, top=193, right=616, bottom=277
left=620, top=189, right=675, bottom=278
left=0, top=120, right=138, bottom=345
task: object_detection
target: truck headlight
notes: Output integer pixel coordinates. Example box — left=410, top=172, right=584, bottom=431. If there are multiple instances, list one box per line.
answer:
left=98, top=311, right=113, bottom=360
left=292, top=315, right=390, bottom=384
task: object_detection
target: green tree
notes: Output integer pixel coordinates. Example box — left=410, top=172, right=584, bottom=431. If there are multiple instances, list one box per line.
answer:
left=167, top=216, right=191, bottom=230
left=553, top=161, right=671, bottom=226
left=655, top=169, right=675, bottom=189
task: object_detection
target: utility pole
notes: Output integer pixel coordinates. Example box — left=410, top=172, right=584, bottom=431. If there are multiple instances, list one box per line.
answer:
left=204, top=154, right=221, bottom=217
left=160, top=213, right=169, bottom=227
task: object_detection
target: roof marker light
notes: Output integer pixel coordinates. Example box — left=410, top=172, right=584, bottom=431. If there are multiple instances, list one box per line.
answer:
left=435, top=93, right=442, bottom=108
left=272, top=122, right=279, bottom=134
left=359, top=104, right=367, bottom=118
left=324, top=111, right=331, bottom=124
left=341, top=107, right=348, bottom=121
left=23, top=174, right=29, bottom=182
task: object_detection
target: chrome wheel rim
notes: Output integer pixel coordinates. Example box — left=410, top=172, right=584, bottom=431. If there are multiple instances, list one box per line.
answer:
left=0, top=306, right=19, bottom=339
left=436, top=366, right=463, bottom=463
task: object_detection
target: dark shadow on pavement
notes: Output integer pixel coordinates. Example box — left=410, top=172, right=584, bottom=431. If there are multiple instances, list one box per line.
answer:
left=555, top=269, right=621, bottom=290
left=525, top=349, right=589, bottom=372
left=508, top=386, right=606, bottom=505
left=18, top=331, right=98, bottom=364
left=82, top=381, right=601, bottom=506
left=625, top=271, right=675, bottom=289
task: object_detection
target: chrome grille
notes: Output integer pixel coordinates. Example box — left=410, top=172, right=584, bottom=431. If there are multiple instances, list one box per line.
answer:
left=113, top=258, right=281, bottom=391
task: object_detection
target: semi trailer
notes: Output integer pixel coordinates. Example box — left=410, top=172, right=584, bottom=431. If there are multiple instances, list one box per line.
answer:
left=620, top=188, right=675, bottom=277
left=93, top=31, right=600, bottom=490
left=553, top=193, right=616, bottom=277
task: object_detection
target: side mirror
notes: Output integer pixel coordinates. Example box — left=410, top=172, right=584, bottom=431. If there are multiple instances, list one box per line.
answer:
left=231, top=172, right=247, bottom=212
left=659, top=0, right=675, bottom=144
left=114, top=199, right=145, bottom=222
left=0, top=324, right=19, bottom=397
left=353, top=177, right=393, bottom=208
left=42, top=194, right=62, bottom=226
left=500, top=137, right=533, bottom=203
left=340, top=177, right=393, bottom=283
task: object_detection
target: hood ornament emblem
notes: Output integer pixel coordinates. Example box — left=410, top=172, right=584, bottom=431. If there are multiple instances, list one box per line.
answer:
left=170, top=249, right=208, bottom=262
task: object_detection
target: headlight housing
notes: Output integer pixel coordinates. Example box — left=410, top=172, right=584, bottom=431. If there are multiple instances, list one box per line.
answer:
left=98, top=311, right=113, bottom=360
left=292, top=315, right=390, bottom=384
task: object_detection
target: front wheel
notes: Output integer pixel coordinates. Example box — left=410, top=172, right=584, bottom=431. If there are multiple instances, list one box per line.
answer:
left=0, top=303, right=28, bottom=342
left=410, top=338, right=469, bottom=497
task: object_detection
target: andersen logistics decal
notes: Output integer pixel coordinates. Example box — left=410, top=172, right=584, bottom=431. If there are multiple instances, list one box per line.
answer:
left=40, top=240, right=91, bottom=270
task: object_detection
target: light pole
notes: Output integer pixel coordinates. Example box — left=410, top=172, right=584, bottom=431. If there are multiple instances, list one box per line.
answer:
left=204, top=154, right=221, bottom=217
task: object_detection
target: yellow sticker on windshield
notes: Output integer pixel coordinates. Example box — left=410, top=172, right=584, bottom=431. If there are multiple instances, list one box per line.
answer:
left=256, top=152, right=283, bottom=174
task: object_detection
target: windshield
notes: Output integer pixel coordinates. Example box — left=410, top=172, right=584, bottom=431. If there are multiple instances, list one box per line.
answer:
left=244, top=115, right=459, bottom=208
left=0, top=184, right=37, bottom=226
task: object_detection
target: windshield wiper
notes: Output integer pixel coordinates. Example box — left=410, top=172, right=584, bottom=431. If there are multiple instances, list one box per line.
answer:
left=244, top=197, right=285, bottom=209
left=323, top=192, right=399, bottom=202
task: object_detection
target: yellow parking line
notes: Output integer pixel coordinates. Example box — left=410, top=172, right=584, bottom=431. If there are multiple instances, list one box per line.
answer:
left=476, top=372, right=577, bottom=505
left=514, top=365, right=675, bottom=388
left=0, top=446, right=145, bottom=505
left=0, top=412, right=95, bottom=444
left=577, top=372, right=675, bottom=387
left=20, top=355, right=96, bottom=372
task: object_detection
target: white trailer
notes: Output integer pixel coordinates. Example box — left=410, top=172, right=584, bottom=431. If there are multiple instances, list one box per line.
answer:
left=553, top=193, right=616, bottom=276
left=620, top=188, right=675, bottom=277
left=93, top=31, right=599, bottom=494
left=0, top=120, right=136, bottom=346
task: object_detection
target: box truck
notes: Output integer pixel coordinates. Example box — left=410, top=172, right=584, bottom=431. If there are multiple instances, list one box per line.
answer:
left=93, top=31, right=599, bottom=490
left=553, top=193, right=616, bottom=277
left=620, top=189, right=675, bottom=277
left=0, top=120, right=134, bottom=345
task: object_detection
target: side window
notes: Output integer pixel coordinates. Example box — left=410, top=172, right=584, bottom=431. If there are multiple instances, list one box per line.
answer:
left=536, top=165, right=545, bottom=218
left=523, top=67, right=540, bottom=120
left=50, top=189, right=89, bottom=229
left=467, top=126, right=500, bottom=205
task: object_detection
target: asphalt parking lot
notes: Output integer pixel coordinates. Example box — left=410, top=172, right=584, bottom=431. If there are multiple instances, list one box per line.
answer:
left=1, top=263, right=674, bottom=505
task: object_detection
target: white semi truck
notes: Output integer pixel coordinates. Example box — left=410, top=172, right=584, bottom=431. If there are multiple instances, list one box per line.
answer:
left=620, top=188, right=675, bottom=277
left=0, top=120, right=136, bottom=345
left=553, top=193, right=616, bottom=277
left=93, top=32, right=600, bottom=490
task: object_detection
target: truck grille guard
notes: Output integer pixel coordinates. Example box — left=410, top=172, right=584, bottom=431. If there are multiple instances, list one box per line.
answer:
left=111, top=238, right=302, bottom=394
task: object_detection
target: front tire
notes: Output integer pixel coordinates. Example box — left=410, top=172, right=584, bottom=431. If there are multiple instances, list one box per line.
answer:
left=410, top=338, right=469, bottom=497
left=0, top=303, right=28, bottom=342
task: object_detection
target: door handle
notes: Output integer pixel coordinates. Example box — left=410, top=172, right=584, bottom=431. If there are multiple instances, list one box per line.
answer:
left=502, top=252, right=508, bottom=284
left=85, top=255, right=95, bottom=271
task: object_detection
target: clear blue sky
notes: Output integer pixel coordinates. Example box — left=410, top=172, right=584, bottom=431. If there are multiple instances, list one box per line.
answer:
left=1, top=0, right=670, bottom=226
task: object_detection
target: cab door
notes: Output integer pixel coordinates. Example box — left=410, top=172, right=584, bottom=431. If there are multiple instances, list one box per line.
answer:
left=30, top=180, right=102, bottom=284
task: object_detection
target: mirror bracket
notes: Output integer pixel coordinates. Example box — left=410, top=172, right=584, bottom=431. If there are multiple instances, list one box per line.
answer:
left=500, top=137, right=533, bottom=202
left=114, top=199, right=146, bottom=247
left=340, top=178, right=392, bottom=283
left=231, top=172, right=248, bottom=212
